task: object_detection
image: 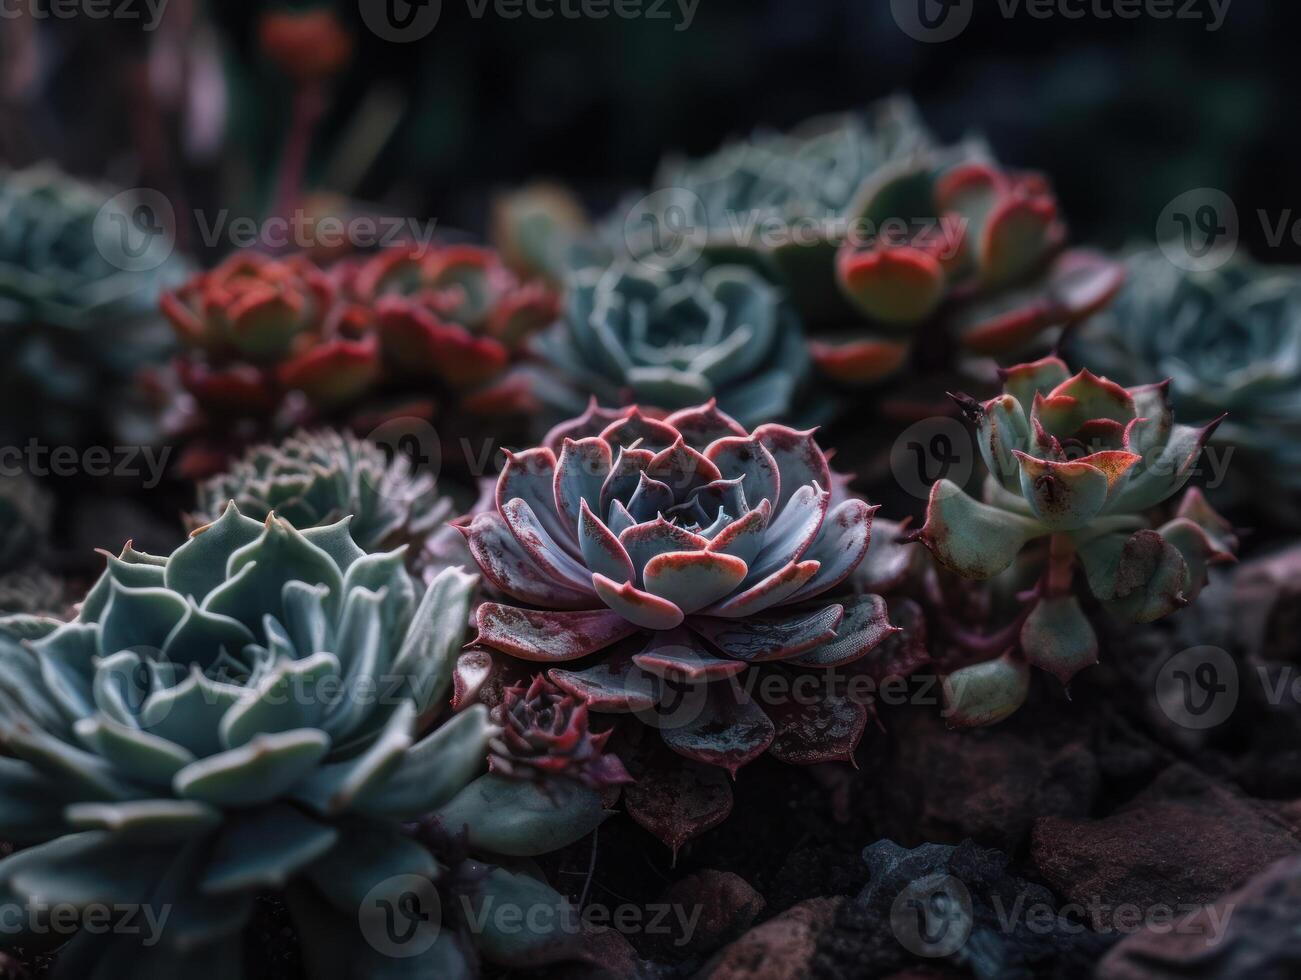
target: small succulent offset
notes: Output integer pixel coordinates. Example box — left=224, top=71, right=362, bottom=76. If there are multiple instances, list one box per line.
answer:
left=917, top=357, right=1237, bottom=726
left=1074, top=250, right=1301, bottom=522
left=192, top=428, right=452, bottom=565
left=0, top=166, right=183, bottom=445
left=535, top=261, right=811, bottom=428
left=0, top=507, right=608, bottom=976
left=457, top=400, right=898, bottom=848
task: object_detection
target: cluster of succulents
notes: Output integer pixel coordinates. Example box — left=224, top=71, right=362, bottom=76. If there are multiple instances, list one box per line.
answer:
left=159, top=245, right=560, bottom=476
left=1073, top=250, right=1301, bottom=523
left=0, top=506, right=621, bottom=975
left=0, top=166, right=184, bottom=446
left=915, top=356, right=1237, bottom=725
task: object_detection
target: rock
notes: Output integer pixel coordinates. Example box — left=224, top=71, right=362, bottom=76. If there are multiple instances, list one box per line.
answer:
left=1098, top=854, right=1301, bottom=980
left=553, top=927, right=652, bottom=980
left=1032, top=764, right=1299, bottom=929
left=645, top=870, right=764, bottom=960
left=860, top=704, right=1099, bottom=851
left=696, top=897, right=842, bottom=980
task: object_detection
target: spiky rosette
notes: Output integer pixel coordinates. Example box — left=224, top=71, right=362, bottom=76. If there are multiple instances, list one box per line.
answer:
left=0, top=507, right=609, bottom=976
left=488, top=676, right=631, bottom=789
left=457, top=399, right=898, bottom=848
left=192, top=429, right=452, bottom=564
left=535, top=261, right=811, bottom=428
left=917, top=357, right=1237, bottom=726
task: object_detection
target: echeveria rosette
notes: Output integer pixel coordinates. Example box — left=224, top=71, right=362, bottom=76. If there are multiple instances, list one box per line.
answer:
left=824, top=162, right=1124, bottom=385
left=0, top=166, right=185, bottom=446
left=1074, top=251, right=1301, bottom=522
left=0, top=507, right=608, bottom=977
left=536, top=261, right=811, bottom=429
left=457, top=400, right=897, bottom=848
left=191, top=429, right=453, bottom=571
left=917, top=357, right=1236, bottom=726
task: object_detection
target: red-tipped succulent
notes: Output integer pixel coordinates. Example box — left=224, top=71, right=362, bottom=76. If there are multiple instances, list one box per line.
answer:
left=916, top=356, right=1237, bottom=726
left=820, top=162, right=1124, bottom=385
left=457, top=399, right=901, bottom=849
left=489, top=675, right=632, bottom=789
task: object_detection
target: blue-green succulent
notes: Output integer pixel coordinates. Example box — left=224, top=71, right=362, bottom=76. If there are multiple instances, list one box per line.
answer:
left=0, top=506, right=609, bottom=977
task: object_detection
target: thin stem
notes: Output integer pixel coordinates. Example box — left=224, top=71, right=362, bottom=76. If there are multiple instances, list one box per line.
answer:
left=1046, top=533, right=1077, bottom=597
left=271, top=81, right=326, bottom=227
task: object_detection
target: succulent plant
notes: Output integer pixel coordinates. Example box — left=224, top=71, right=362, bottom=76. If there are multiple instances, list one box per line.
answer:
left=1072, top=250, right=1301, bottom=523
left=158, top=244, right=560, bottom=476
left=916, top=357, right=1237, bottom=725
left=192, top=429, right=452, bottom=567
left=0, top=166, right=183, bottom=445
left=488, top=675, right=632, bottom=789
left=535, top=261, right=811, bottom=428
left=456, top=399, right=899, bottom=848
left=492, top=183, right=590, bottom=284
left=0, top=506, right=609, bottom=976
left=617, top=100, right=1122, bottom=387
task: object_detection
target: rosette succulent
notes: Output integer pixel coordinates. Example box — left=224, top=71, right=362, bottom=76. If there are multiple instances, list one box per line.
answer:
left=536, top=261, right=811, bottom=427
left=0, top=507, right=609, bottom=976
left=1073, top=250, right=1301, bottom=521
left=917, top=357, right=1237, bottom=725
left=457, top=400, right=898, bottom=848
left=0, top=166, right=183, bottom=445
left=192, top=429, right=453, bottom=568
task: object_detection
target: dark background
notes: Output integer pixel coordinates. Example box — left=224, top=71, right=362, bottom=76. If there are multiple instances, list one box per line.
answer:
left=5, top=0, right=1296, bottom=260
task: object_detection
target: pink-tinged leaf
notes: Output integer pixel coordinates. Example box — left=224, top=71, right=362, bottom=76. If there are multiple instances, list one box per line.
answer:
left=1126, top=379, right=1175, bottom=454
left=852, top=597, right=931, bottom=682
left=809, top=336, right=910, bottom=386
left=578, top=500, right=635, bottom=585
left=278, top=336, right=381, bottom=408
left=553, top=438, right=613, bottom=539
left=1019, top=596, right=1099, bottom=687
left=1157, top=518, right=1235, bottom=603
left=619, top=519, right=709, bottom=578
left=625, top=472, right=675, bottom=523
left=705, top=501, right=771, bottom=568
left=980, top=193, right=1059, bottom=288
left=623, top=758, right=733, bottom=857
left=599, top=408, right=681, bottom=453
left=1045, top=249, right=1125, bottom=320
left=1174, top=487, right=1238, bottom=557
left=747, top=484, right=829, bottom=582
left=689, top=605, right=843, bottom=664
left=631, top=629, right=748, bottom=682
left=766, top=691, right=868, bottom=766
left=647, top=438, right=722, bottom=496
left=452, top=648, right=533, bottom=711
left=457, top=511, right=595, bottom=609
left=543, top=398, right=624, bottom=453
left=919, top=480, right=1046, bottom=580
left=592, top=574, right=685, bottom=630
left=837, top=244, right=946, bottom=324
left=998, top=357, right=1072, bottom=411
left=659, top=683, right=775, bottom=776
left=1111, top=417, right=1225, bottom=513
left=1074, top=450, right=1142, bottom=501
left=501, top=498, right=599, bottom=595
left=548, top=648, right=658, bottom=713
left=599, top=447, right=655, bottom=515
left=643, top=552, right=748, bottom=615
left=753, top=425, right=832, bottom=513
left=663, top=400, right=747, bottom=448
left=476, top=603, right=640, bottom=662
left=785, top=594, right=899, bottom=669
left=498, top=448, right=578, bottom=558
left=787, top=499, right=876, bottom=602
left=704, top=560, right=821, bottom=618
left=705, top=437, right=780, bottom=513
left=958, top=298, right=1053, bottom=357
left=1013, top=452, right=1110, bottom=531
left=942, top=650, right=1030, bottom=729
left=1042, top=369, right=1137, bottom=428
